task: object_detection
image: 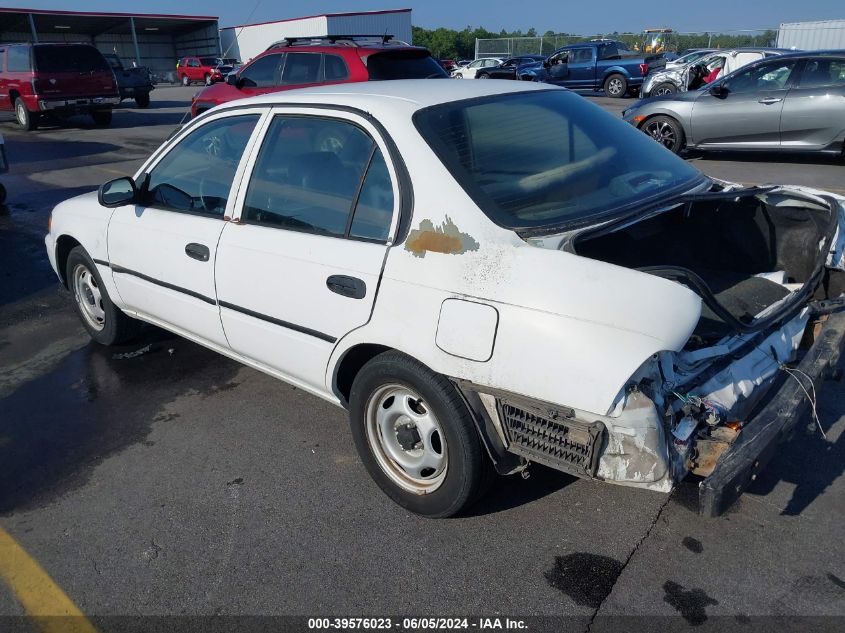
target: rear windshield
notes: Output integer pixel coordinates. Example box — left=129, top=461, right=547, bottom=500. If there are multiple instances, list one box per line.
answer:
left=414, top=90, right=703, bottom=232
left=366, top=50, right=448, bottom=80
left=34, top=45, right=110, bottom=73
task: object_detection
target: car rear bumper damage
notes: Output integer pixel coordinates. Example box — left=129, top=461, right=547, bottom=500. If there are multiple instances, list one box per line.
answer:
left=699, top=305, right=845, bottom=516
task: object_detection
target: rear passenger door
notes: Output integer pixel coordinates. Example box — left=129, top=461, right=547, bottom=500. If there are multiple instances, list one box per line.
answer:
left=214, top=110, right=399, bottom=394
left=566, top=47, right=596, bottom=88
left=780, top=57, right=845, bottom=150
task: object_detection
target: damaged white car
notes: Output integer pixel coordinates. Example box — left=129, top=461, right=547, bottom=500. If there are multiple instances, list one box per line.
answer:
left=45, top=80, right=845, bottom=517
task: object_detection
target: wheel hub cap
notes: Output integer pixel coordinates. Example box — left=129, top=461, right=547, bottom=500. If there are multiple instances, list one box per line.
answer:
left=72, top=264, right=106, bottom=331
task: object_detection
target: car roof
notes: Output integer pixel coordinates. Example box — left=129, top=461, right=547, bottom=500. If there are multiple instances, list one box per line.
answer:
left=776, top=49, right=845, bottom=59
left=220, top=78, right=557, bottom=116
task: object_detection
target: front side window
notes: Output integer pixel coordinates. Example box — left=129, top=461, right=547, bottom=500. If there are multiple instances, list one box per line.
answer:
left=6, top=46, right=30, bottom=72
left=798, top=58, right=845, bottom=88
left=724, top=59, right=797, bottom=92
left=243, top=116, right=393, bottom=240
left=188, top=59, right=201, bottom=68
left=281, top=52, right=322, bottom=85
left=414, top=90, right=702, bottom=232
left=144, top=114, right=260, bottom=216
left=240, top=53, right=284, bottom=87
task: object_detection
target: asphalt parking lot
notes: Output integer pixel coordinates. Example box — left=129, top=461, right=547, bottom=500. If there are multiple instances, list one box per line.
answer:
left=1, top=85, right=844, bottom=631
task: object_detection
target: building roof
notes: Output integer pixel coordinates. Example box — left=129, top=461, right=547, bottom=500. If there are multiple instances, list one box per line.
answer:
left=221, top=8, right=412, bottom=31
left=0, top=7, right=218, bottom=36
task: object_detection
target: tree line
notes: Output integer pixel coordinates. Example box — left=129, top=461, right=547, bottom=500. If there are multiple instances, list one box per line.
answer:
left=411, top=26, right=779, bottom=60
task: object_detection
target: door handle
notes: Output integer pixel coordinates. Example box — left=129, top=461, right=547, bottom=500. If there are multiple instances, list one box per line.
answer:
left=185, top=243, right=210, bottom=262
left=326, top=275, right=366, bottom=299
left=758, top=97, right=783, bottom=105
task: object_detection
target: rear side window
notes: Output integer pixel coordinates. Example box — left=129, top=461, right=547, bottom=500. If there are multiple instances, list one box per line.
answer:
left=7, top=46, right=30, bottom=72
left=33, top=45, right=109, bottom=73
left=243, top=116, right=393, bottom=241
left=324, top=54, right=349, bottom=81
left=281, top=52, right=321, bottom=85
left=240, top=53, right=284, bottom=87
left=798, top=58, right=845, bottom=88
left=366, top=50, right=447, bottom=80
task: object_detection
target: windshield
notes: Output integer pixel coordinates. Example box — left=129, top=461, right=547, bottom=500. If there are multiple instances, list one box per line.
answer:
left=34, top=45, right=110, bottom=73
left=366, top=50, right=448, bottom=79
left=414, top=90, right=702, bottom=231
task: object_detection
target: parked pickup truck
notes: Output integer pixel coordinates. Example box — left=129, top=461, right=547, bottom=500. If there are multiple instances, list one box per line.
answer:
left=102, top=54, right=153, bottom=108
left=530, top=40, right=665, bottom=97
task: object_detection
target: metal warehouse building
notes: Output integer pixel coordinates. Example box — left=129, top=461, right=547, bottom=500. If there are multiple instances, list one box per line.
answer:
left=0, top=8, right=220, bottom=79
left=777, top=19, right=845, bottom=50
left=220, top=9, right=413, bottom=63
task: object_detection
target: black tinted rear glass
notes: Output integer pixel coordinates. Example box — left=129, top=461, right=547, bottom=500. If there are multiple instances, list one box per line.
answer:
left=34, top=45, right=109, bottom=73
left=366, top=50, right=447, bottom=80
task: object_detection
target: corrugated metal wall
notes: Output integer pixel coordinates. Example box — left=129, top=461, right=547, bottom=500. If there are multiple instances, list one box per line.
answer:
left=777, top=20, right=845, bottom=50
left=222, top=16, right=326, bottom=62
left=326, top=12, right=412, bottom=44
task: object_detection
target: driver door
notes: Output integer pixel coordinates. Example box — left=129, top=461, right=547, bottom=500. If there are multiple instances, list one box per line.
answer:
left=106, top=109, right=265, bottom=347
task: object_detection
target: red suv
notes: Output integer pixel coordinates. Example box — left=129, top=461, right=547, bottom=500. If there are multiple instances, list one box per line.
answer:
left=177, top=56, right=235, bottom=86
left=190, top=36, right=447, bottom=118
left=0, top=43, right=119, bottom=131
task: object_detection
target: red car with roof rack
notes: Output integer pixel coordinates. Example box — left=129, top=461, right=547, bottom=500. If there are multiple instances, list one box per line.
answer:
left=190, top=35, right=447, bottom=118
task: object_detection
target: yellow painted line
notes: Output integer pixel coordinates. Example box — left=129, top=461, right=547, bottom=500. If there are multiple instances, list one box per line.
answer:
left=0, top=527, right=98, bottom=633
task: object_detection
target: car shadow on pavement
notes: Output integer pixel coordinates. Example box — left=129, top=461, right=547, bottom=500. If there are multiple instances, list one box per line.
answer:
left=0, top=329, right=242, bottom=516
left=463, top=464, right=576, bottom=517
left=685, top=149, right=845, bottom=166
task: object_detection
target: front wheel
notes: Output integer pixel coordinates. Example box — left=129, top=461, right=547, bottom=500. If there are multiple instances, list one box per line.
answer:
left=181, top=74, right=190, bottom=86
left=349, top=351, right=493, bottom=518
left=66, top=246, right=140, bottom=345
left=604, top=73, right=628, bottom=98
left=204, top=73, right=212, bottom=86
left=642, top=115, right=685, bottom=154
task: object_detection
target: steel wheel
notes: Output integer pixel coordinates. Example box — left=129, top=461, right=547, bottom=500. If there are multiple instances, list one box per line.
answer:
left=72, top=263, right=106, bottom=331
left=365, top=384, right=448, bottom=494
left=645, top=119, right=678, bottom=150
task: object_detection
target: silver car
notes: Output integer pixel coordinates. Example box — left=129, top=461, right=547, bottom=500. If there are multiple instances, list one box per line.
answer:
left=641, top=48, right=788, bottom=98
left=623, top=52, right=845, bottom=155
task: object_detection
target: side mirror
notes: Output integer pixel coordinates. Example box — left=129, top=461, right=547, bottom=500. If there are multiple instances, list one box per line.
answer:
left=226, top=73, right=241, bottom=87
left=98, top=177, right=137, bottom=208
left=543, top=59, right=551, bottom=68
left=709, top=84, right=727, bottom=98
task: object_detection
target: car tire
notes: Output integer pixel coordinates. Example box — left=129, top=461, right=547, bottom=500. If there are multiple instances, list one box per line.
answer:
left=604, top=73, right=628, bottom=98
left=477, top=73, right=489, bottom=79
left=641, top=115, right=685, bottom=154
left=14, top=97, right=38, bottom=131
left=653, top=82, right=678, bottom=96
left=134, top=92, right=150, bottom=108
left=181, top=74, right=190, bottom=86
left=349, top=351, right=493, bottom=518
left=66, top=246, right=140, bottom=346
left=0, top=183, right=6, bottom=205
left=204, top=73, right=212, bottom=86
left=92, top=110, right=112, bottom=126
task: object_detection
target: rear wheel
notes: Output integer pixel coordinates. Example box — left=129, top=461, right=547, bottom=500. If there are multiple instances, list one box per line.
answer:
left=642, top=115, right=685, bottom=154
left=604, top=73, right=628, bottom=98
left=66, top=246, right=140, bottom=345
left=92, top=110, right=112, bottom=126
left=14, top=97, right=38, bottom=131
left=477, top=72, right=489, bottom=79
left=349, top=351, right=493, bottom=518
left=653, top=82, right=678, bottom=96
left=134, top=92, right=150, bottom=108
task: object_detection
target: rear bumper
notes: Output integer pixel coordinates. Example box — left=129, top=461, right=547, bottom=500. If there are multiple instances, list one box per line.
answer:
left=36, top=96, right=120, bottom=113
left=699, top=307, right=845, bottom=517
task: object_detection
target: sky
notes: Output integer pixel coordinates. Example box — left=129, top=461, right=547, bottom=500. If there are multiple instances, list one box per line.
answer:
left=14, top=0, right=845, bottom=33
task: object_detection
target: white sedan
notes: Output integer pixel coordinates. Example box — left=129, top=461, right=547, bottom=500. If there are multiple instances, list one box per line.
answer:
left=46, top=80, right=845, bottom=518
left=451, top=58, right=503, bottom=78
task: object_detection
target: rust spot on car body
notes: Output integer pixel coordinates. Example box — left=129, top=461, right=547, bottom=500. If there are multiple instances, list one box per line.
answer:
left=405, top=217, right=479, bottom=258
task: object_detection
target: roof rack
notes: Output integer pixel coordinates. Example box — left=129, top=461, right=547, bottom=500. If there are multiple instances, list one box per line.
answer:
left=265, top=34, right=409, bottom=51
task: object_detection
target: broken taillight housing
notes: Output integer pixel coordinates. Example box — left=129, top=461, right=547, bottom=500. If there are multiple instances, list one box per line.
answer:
left=639, top=63, right=649, bottom=76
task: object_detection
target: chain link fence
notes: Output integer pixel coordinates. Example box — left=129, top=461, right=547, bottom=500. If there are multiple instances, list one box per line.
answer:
left=475, top=30, right=785, bottom=59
